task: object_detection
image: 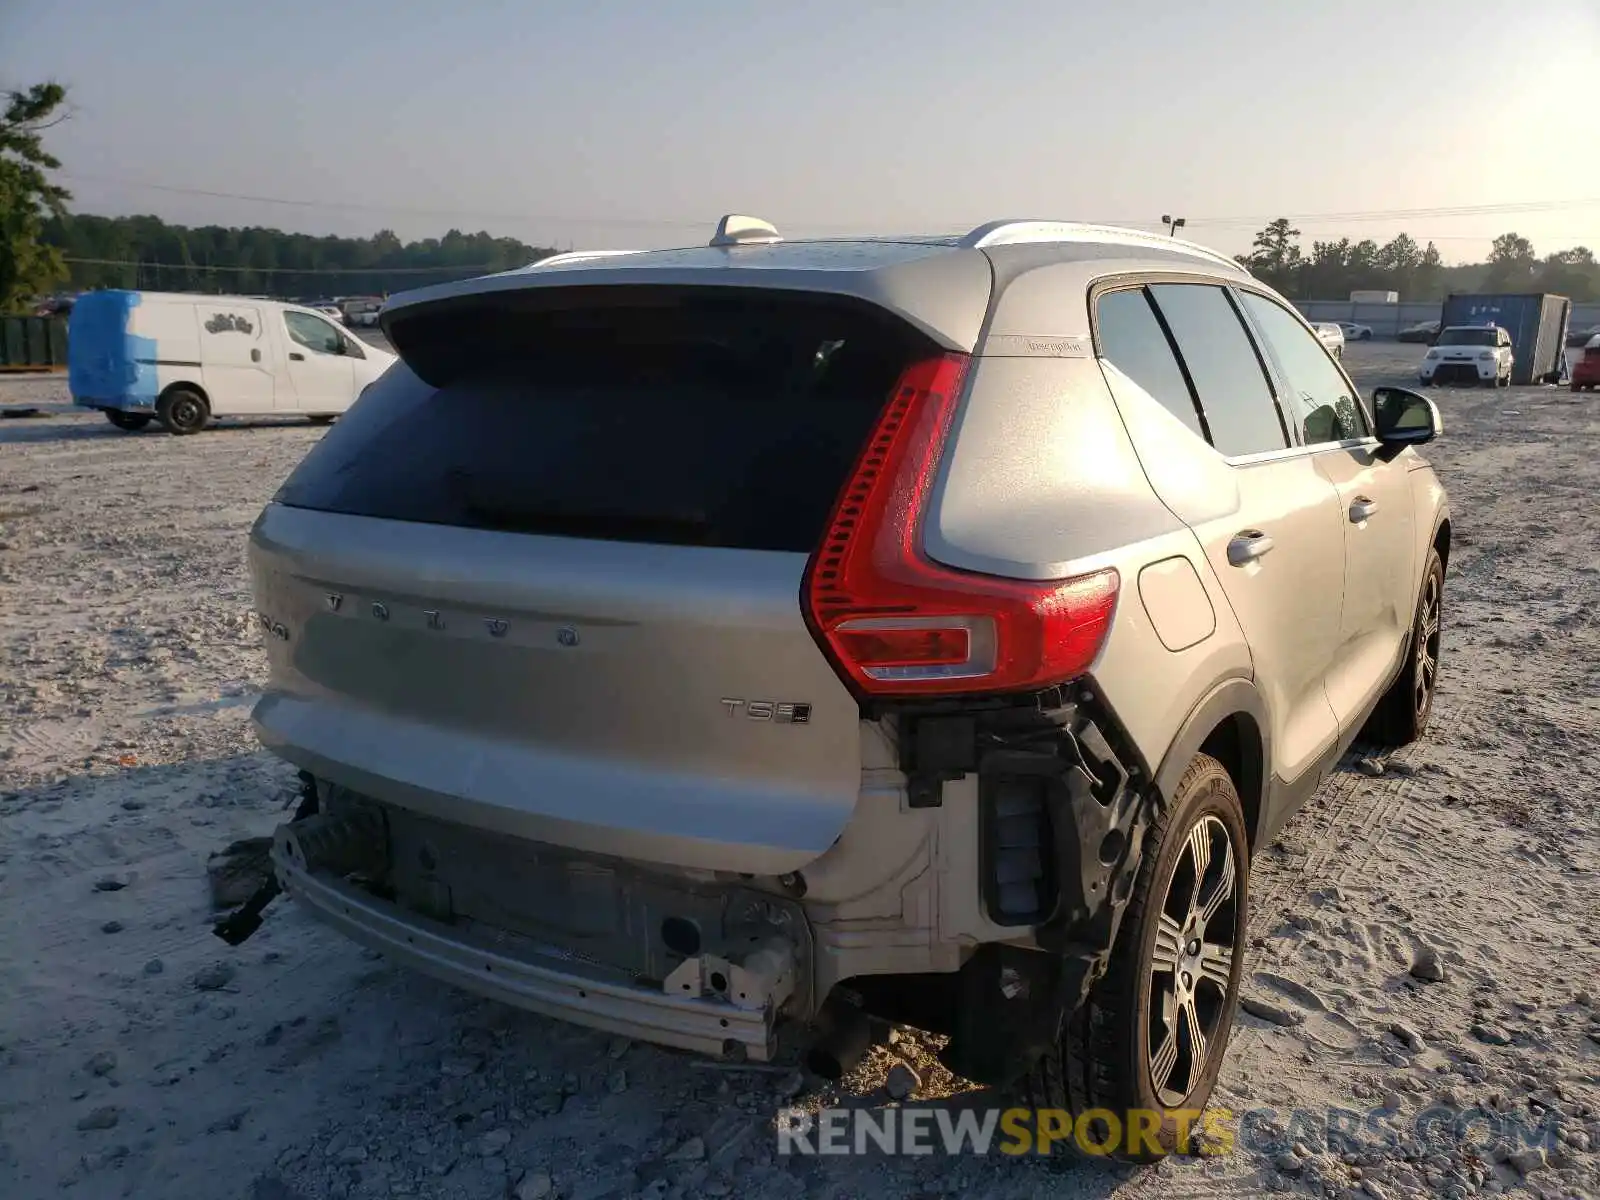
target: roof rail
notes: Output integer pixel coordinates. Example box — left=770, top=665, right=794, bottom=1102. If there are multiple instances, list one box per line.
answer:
left=959, top=220, right=1245, bottom=272
left=529, top=250, right=642, bottom=269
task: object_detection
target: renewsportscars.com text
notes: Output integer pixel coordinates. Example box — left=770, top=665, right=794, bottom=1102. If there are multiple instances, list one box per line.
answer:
left=775, top=1104, right=1563, bottom=1158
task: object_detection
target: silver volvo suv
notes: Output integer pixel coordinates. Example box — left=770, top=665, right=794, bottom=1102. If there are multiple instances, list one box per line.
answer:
left=247, top=217, right=1449, bottom=1157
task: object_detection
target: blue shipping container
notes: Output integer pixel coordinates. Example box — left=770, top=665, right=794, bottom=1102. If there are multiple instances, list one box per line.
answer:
left=1439, top=293, right=1571, bottom=385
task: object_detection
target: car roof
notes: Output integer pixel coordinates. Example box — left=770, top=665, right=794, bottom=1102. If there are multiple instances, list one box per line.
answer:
left=382, top=217, right=1253, bottom=354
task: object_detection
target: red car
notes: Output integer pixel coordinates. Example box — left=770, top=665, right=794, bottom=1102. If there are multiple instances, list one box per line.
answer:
left=1573, top=336, right=1600, bottom=391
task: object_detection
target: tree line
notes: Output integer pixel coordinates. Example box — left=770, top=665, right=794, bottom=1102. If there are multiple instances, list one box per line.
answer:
left=0, top=80, right=561, bottom=306
left=42, top=212, right=558, bottom=299
left=44, top=212, right=1596, bottom=308
left=1239, top=219, right=1599, bottom=303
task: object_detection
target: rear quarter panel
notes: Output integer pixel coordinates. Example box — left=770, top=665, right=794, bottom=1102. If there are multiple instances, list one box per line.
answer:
left=925, top=355, right=1183, bottom=579
left=1088, top=528, right=1253, bottom=778
left=132, top=301, right=204, bottom=396
left=68, top=291, right=143, bottom=407
left=924, top=338, right=1253, bottom=777
left=68, top=291, right=199, bottom=409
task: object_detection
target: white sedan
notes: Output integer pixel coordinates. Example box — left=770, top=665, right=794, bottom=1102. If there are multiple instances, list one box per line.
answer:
left=1337, top=321, right=1374, bottom=341
left=1314, top=322, right=1345, bottom=359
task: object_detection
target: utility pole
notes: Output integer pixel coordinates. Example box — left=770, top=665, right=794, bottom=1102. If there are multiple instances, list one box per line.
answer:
left=1162, top=215, right=1186, bottom=238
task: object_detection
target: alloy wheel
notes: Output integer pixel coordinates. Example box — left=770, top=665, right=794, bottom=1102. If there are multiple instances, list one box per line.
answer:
left=1414, top=571, right=1441, bottom=718
left=1146, top=814, right=1241, bottom=1107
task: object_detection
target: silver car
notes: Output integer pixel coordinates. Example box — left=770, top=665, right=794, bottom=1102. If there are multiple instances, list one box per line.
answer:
left=248, top=216, right=1449, bottom=1158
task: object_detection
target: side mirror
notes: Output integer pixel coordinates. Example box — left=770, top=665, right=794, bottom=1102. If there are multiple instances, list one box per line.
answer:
left=1372, top=386, right=1441, bottom=460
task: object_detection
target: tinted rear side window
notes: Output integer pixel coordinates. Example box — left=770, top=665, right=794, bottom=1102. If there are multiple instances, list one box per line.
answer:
left=1094, top=287, right=1206, bottom=441
left=1147, top=284, right=1287, bottom=457
left=273, top=292, right=933, bottom=553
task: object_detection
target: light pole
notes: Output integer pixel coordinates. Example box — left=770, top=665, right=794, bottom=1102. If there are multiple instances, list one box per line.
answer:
left=1161, top=214, right=1187, bottom=238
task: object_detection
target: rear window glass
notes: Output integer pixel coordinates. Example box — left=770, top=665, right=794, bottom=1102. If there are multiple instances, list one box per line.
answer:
left=1093, top=287, right=1206, bottom=441
left=273, top=291, right=933, bottom=553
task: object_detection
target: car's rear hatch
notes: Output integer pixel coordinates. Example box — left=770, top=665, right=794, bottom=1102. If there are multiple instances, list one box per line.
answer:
left=250, top=279, right=977, bottom=874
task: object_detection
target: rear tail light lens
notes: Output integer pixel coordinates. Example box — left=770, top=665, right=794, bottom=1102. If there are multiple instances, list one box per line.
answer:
left=802, top=352, right=1119, bottom=698
left=833, top=621, right=974, bottom=670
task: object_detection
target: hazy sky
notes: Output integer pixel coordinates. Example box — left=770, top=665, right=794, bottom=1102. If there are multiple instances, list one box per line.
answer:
left=4, top=0, right=1597, bottom=263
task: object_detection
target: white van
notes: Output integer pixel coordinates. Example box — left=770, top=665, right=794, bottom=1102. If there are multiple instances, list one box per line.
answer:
left=67, top=290, right=396, bottom=434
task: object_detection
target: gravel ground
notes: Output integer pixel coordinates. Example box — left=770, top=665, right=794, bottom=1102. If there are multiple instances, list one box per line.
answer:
left=1, top=342, right=1597, bottom=1200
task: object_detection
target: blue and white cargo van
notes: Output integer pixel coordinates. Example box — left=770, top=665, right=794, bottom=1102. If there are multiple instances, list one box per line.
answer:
left=68, top=290, right=396, bottom=434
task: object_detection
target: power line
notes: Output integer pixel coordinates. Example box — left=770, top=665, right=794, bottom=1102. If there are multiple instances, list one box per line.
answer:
left=1183, top=197, right=1600, bottom=228
left=59, top=169, right=1600, bottom=235
left=58, top=171, right=750, bottom=231
left=61, top=256, right=495, bottom=275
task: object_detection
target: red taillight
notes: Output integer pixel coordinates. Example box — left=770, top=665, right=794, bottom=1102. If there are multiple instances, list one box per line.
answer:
left=801, top=352, right=1119, bottom=698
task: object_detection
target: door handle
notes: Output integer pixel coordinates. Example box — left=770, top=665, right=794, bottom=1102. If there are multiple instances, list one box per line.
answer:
left=1227, top=530, right=1275, bottom=566
left=250, top=348, right=261, bottom=363
left=1349, top=496, right=1379, bottom=523
left=289, top=351, right=305, bottom=361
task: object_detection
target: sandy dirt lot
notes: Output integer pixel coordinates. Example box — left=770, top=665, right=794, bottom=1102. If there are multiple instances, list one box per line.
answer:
left=2, top=343, right=1597, bottom=1200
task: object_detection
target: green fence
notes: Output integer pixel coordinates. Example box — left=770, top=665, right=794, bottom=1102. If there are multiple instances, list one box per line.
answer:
left=0, top=316, right=69, bottom=371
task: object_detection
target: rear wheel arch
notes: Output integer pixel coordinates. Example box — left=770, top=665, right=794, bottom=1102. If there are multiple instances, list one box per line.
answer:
left=1154, top=679, right=1269, bottom=851
left=158, top=379, right=209, bottom=409
left=1197, top=712, right=1265, bottom=852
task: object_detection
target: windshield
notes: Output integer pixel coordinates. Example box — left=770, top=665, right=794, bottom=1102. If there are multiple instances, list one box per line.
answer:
left=1436, top=328, right=1497, bottom=347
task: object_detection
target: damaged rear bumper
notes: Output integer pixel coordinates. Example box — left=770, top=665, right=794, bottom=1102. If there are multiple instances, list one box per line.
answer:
left=270, top=841, right=787, bottom=1061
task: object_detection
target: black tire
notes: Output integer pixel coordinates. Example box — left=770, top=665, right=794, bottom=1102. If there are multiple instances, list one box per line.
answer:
left=1022, top=752, right=1248, bottom=1162
left=307, top=415, right=336, bottom=425
left=105, top=410, right=152, bottom=432
left=1360, top=330, right=1372, bottom=341
left=157, top=387, right=209, bottom=435
left=1363, top=547, right=1444, bottom=746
